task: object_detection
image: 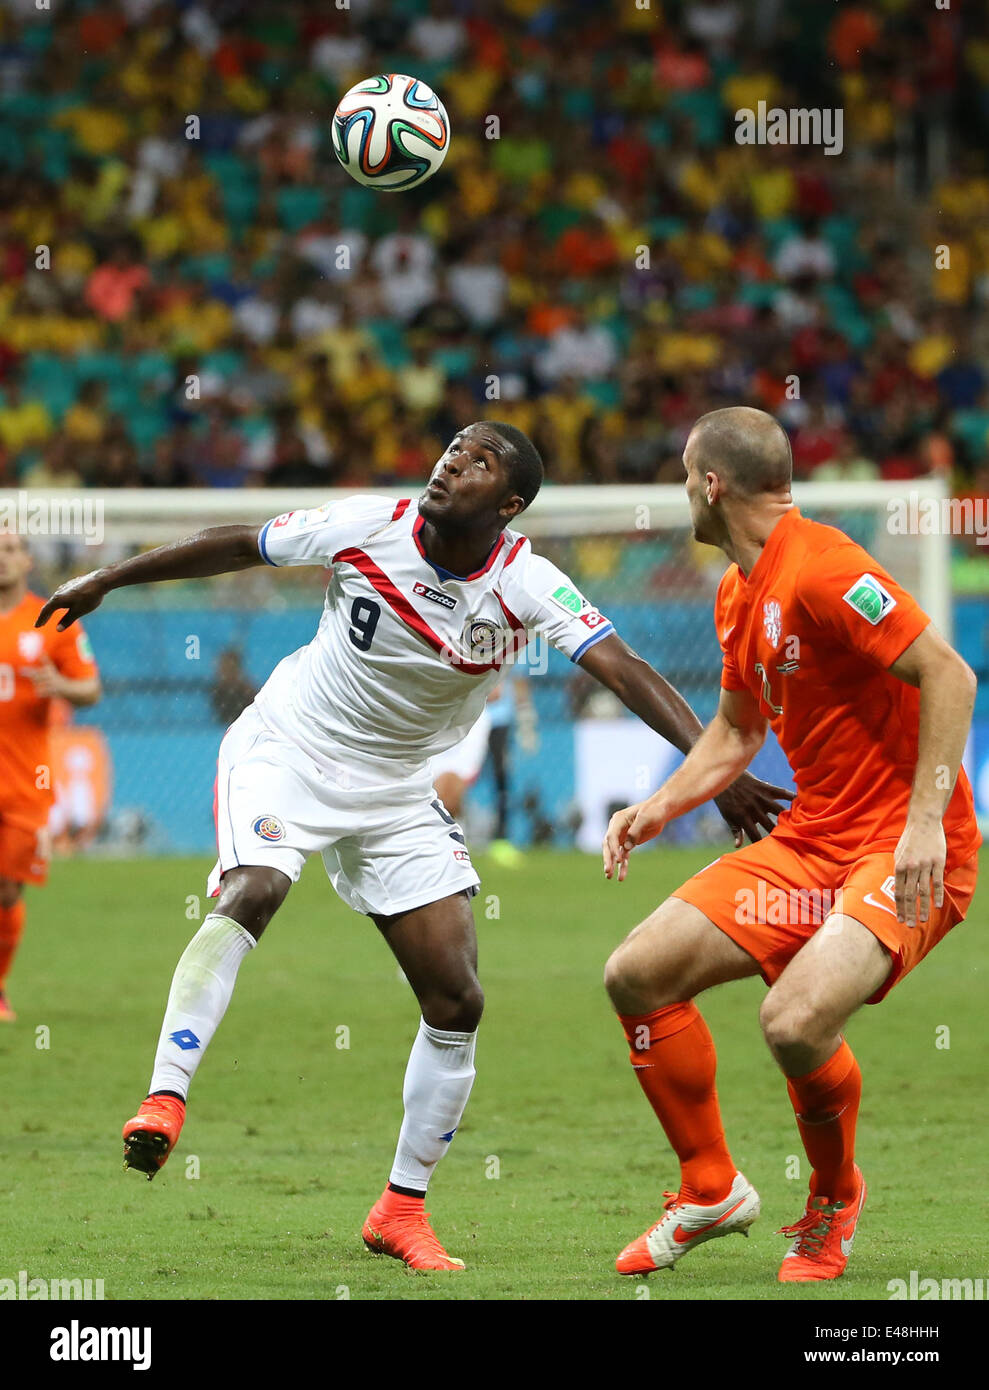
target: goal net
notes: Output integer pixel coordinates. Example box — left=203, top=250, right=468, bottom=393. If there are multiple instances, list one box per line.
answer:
left=23, top=478, right=955, bottom=857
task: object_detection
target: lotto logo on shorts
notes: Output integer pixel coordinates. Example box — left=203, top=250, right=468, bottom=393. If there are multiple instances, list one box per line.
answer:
left=253, top=816, right=285, bottom=842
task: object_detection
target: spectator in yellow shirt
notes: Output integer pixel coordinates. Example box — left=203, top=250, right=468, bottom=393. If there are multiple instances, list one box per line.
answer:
left=0, top=380, right=53, bottom=456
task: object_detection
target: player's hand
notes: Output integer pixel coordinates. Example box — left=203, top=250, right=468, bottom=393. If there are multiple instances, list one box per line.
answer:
left=713, top=772, right=793, bottom=848
left=35, top=570, right=107, bottom=631
left=19, top=656, right=62, bottom=698
left=603, top=794, right=670, bottom=882
left=894, top=816, right=946, bottom=926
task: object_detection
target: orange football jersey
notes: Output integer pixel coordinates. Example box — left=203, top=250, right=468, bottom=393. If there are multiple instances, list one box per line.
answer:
left=715, top=508, right=981, bottom=872
left=0, top=592, right=99, bottom=816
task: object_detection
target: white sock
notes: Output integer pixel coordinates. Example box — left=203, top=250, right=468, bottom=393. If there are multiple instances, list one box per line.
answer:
left=389, top=1018, right=477, bottom=1193
left=148, top=914, right=255, bottom=1101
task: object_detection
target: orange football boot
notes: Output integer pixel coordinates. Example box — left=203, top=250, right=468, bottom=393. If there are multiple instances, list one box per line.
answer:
left=616, top=1171, right=761, bottom=1274
left=122, top=1094, right=186, bottom=1180
left=362, top=1193, right=465, bottom=1272
left=777, top=1166, right=867, bottom=1282
left=0, top=991, right=16, bottom=1022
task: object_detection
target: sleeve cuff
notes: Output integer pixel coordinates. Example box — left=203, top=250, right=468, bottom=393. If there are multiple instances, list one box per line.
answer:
left=258, top=520, right=278, bottom=566
left=570, top=623, right=615, bottom=664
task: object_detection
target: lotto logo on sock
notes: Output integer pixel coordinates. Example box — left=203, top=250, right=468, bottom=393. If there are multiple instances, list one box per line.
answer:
left=169, top=1028, right=201, bottom=1051
left=253, top=816, right=285, bottom=842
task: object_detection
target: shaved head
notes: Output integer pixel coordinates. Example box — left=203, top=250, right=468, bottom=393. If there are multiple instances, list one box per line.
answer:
left=682, top=407, right=794, bottom=557
left=687, top=407, right=792, bottom=495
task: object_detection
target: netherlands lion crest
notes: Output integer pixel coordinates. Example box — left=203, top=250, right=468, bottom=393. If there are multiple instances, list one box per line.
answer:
left=762, top=599, right=782, bottom=650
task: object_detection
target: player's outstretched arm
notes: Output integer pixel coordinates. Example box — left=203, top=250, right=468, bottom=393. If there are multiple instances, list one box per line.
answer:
left=602, top=682, right=775, bottom=881
left=35, top=525, right=265, bottom=631
left=888, top=624, right=978, bottom=926
left=579, top=634, right=790, bottom=860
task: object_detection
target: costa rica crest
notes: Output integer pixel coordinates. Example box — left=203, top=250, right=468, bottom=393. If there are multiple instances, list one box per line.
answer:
left=462, top=617, right=502, bottom=662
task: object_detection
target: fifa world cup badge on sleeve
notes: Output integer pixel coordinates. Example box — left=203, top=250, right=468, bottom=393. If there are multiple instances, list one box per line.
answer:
left=547, top=583, right=587, bottom=616
left=841, top=574, right=896, bottom=624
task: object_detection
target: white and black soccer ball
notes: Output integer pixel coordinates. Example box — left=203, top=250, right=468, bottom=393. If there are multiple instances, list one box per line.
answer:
left=332, top=73, right=450, bottom=192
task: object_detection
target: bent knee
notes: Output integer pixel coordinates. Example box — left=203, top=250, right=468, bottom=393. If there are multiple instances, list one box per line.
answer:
left=215, top=867, right=289, bottom=939
left=421, top=979, right=484, bottom=1033
left=604, top=940, right=681, bottom=1016
left=759, top=990, right=828, bottom=1054
left=603, top=947, right=635, bottom=1005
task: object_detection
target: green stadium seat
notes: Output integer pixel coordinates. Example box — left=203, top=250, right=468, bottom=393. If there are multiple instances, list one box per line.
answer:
left=221, top=183, right=260, bottom=228
left=25, top=353, right=66, bottom=389
left=648, top=216, right=687, bottom=241
left=432, top=345, right=477, bottom=376
left=276, top=186, right=327, bottom=234
left=761, top=218, right=799, bottom=255
left=0, top=125, right=26, bottom=169
left=735, top=282, right=778, bottom=308
left=126, top=409, right=167, bottom=452
left=677, top=285, right=718, bottom=311
left=31, top=376, right=76, bottom=420
left=581, top=378, right=621, bottom=409
left=73, top=351, right=122, bottom=383
left=131, top=352, right=171, bottom=388
left=182, top=252, right=233, bottom=283
left=203, top=153, right=252, bottom=185
left=667, top=89, right=723, bottom=147
left=201, top=350, right=244, bottom=381
left=366, top=319, right=410, bottom=369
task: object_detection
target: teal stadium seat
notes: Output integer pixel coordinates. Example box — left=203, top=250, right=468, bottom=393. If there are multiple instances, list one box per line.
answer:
left=73, top=350, right=122, bottom=383
left=276, top=186, right=327, bottom=234
left=201, top=349, right=244, bottom=381
left=31, top=375, right=76, bottom=421
left=366, top=319, right=410, bottom=369
left=667, top=89, right=723, bottom=147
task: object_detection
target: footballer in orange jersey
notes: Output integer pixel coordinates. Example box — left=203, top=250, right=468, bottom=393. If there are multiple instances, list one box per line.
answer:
left=602, top=407, right=980, bottom=1284
left=0, top=531, right=101, bottom=1019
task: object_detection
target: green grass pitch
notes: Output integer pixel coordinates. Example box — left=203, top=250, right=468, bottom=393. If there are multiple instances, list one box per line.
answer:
left=1, top=847, right=985, bottom=1301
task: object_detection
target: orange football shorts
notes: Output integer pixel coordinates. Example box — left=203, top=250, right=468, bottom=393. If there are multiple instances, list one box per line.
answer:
left=0, top=807, right=51, bottom=886
left=673, top=832, right=978, bottom=1005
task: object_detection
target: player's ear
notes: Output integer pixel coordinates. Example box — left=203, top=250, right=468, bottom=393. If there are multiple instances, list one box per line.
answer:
left=500, top=493, right=525, bottom=522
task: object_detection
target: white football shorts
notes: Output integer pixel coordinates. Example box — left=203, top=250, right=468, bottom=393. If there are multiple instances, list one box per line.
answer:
left=207, top=705, right=480, bottom=916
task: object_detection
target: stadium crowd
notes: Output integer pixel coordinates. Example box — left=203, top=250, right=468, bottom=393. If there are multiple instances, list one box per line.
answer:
left=0, top=0, right=987, bottom=507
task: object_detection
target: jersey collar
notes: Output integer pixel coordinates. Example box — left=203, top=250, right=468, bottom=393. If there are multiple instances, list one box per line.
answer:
left=412, top=514, right=506, bottom=583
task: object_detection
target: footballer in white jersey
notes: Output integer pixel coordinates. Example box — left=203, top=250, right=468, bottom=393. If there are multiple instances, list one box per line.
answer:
left=39, top=419, right=790, bottom=1273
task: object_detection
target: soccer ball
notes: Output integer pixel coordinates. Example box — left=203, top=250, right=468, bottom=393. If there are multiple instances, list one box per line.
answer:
left=332, top=73, right=450, bottom=192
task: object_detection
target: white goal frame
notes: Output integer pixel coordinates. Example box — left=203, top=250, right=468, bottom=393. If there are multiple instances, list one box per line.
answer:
left=20, top=474, right=952, bottom=637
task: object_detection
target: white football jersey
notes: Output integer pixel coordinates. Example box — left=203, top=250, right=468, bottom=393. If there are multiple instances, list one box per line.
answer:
left=253, top=495, right=614, bottom=774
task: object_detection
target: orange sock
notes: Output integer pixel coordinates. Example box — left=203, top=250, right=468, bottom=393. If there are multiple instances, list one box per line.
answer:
left=619, top=1002, right=736, bottom=1204
left=0, top=900, right=26, bottom=991
left=786, top=1041, right=861, bottom=1206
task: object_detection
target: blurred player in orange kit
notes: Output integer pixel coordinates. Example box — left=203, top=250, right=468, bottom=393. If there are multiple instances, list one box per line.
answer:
left=0, top=531, right=102, bottom=1019
left=602, top=407, right=980, bottom=1284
